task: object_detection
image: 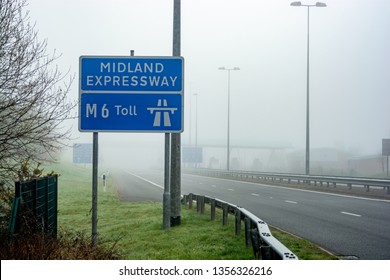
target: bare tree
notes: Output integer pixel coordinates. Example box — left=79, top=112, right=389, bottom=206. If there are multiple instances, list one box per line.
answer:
left=0, top=0, right=75, bottom=186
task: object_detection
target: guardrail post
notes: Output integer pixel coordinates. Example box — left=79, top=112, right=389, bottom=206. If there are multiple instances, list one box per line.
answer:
left=244, top=218, right=252, bottom=246
left=235, top=208, right=241, bottom=236
left=222, top=203, right=228, bottom=226
left=388, top=187, right=390, bottom=195
left=365, top=185, right=370, bottom=192
left=211, top=198, right=216, bottom=221
left=181, top=194, right=187, bottom=205
left=261, top=245, right=272, bottom=260
left=250, top=228, right=261, bottom=259
left=196, top=196, right=201, bottom=213
left=188, top=193, right=193, bottom=209
left=200, top=196, right=205, bottom=214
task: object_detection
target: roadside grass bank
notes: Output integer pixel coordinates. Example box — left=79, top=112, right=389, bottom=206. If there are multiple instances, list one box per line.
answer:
left=50, top=162, right=337, bottom=260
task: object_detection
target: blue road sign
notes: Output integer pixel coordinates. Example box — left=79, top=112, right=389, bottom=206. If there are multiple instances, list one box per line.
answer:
left=79, top=93, right=183, bottom=132
left=182, top=147, right=203, bottom=163
left=73, top=143, right=92, bottom=164
left=80, top=56, right=184, bottom=93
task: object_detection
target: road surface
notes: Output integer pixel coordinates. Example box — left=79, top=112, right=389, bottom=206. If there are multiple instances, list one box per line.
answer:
left=112, top=168, right=390, bottom=259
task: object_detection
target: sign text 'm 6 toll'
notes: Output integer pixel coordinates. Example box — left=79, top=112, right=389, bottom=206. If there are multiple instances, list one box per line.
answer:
left=80, top=56, right=184, bottom=93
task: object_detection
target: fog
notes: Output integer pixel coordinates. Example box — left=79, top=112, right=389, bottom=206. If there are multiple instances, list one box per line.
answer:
left=28, top=0, right=390, bottom=173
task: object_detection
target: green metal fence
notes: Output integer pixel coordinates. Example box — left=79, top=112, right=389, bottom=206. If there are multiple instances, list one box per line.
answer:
left=9, top=176, right=58, bottom=236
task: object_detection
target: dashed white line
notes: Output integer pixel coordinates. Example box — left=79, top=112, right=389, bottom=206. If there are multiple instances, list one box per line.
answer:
left=341, top=211, right=361, bottom=217
left=251, top=193, right=259, bottom=197
left=285, top=200, right=298, bottom=204
left=228, top=188, right=234, bottom=191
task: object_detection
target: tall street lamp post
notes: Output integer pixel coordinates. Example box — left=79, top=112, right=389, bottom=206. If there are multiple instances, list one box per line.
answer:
left=291, top=1, right=326, bottom=175
left=218, top=66, right=240, bottom=171
left=192, top=92, right=199, bottom=167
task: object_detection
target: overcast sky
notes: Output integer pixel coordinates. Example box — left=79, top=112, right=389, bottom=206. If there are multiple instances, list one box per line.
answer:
left=27, top=0, right=390, bottom=159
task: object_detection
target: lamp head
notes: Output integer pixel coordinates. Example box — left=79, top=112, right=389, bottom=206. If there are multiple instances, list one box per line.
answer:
left=315, top=2, right=327, bottom=7
left=290, top=1, right=302, bottom=6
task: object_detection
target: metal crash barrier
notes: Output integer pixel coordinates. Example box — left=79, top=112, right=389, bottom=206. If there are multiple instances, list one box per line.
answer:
left=182, top=193, right=298, bottom=260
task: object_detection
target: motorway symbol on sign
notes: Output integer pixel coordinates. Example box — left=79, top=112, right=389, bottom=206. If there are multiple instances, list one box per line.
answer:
left=148, top=99, right=178, bottom=127
left=79, top=93, right=183, bottom=132
left=148, top=99, right=177, bottom=127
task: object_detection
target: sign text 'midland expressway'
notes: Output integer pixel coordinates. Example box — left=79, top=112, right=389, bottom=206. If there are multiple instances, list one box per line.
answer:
left=80, top=56, right=184, bottom=93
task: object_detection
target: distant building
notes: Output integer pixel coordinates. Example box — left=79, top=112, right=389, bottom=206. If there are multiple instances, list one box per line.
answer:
left=287, top=148, right=352, bottom=175
left=287, top=149, right=388, bottom=176
left=348, top=155, right=387, bottom=176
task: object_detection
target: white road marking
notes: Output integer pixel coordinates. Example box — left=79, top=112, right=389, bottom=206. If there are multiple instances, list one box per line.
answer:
left=251, top=193, right=259, bottom=196
left=228, top=188, right=234, bottom=191
left=285, top=200, right=298, bottom=204
left=341, top=211, right=361, bottom=217
left=125, top=171, right=163, bottom=190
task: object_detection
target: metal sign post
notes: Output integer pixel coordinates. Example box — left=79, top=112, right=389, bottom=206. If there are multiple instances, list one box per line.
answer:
left=170, top=0, right=181, bottom=227
left=92, top=132, right=98, bottom=247
left=163, top=133, right=171, bottom=230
